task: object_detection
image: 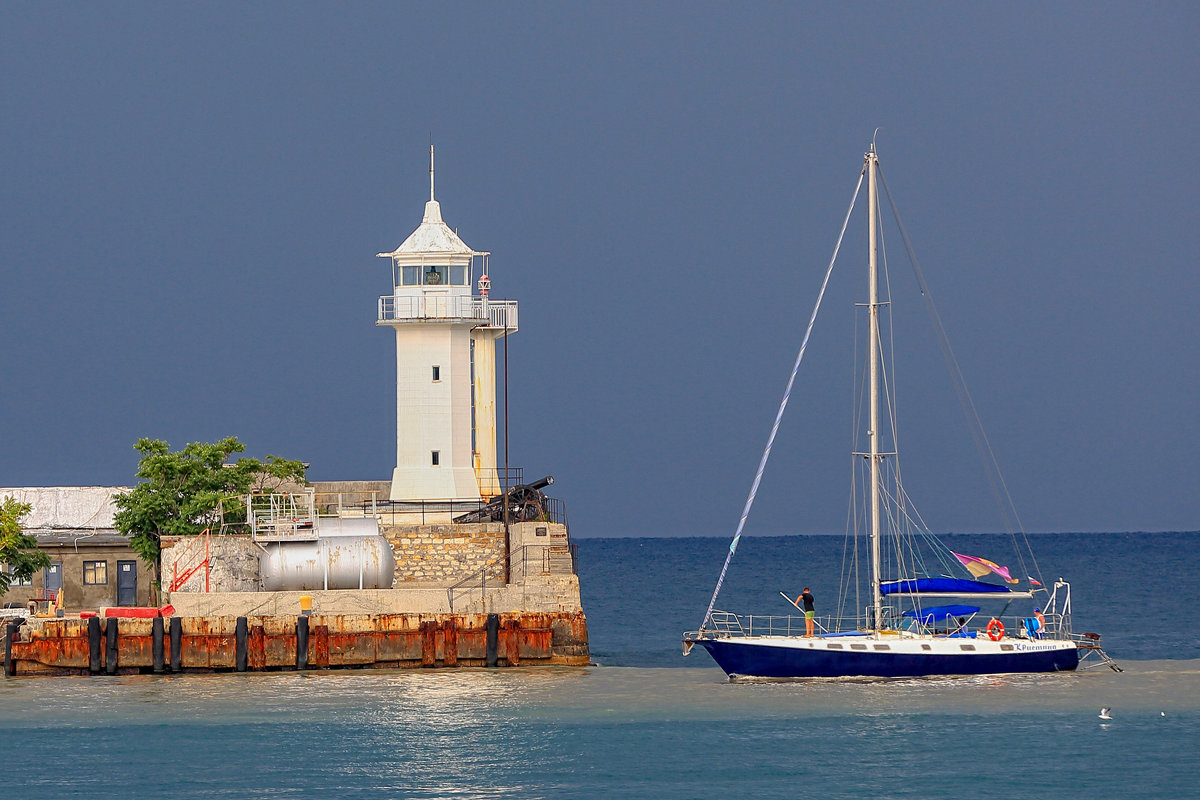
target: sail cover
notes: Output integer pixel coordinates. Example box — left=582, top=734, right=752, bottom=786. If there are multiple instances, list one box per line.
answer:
left=881, top=578, right=1014, bottom=596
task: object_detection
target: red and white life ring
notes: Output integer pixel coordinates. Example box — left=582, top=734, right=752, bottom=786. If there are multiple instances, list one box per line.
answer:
left=987, top=618, right=1005, bottom=641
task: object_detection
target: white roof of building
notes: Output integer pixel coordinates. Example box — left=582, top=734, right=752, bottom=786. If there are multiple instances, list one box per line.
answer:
left=0, top=487, right=127, bottom=530
left=376, top=199, right=487, bottom=260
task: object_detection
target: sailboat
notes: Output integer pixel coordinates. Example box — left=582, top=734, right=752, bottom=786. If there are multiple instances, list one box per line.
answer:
left=683, top=141, right=1108, bottom=679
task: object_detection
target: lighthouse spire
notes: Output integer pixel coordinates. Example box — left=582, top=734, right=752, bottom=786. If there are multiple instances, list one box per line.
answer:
left=429, top=143, right=435, bottom=201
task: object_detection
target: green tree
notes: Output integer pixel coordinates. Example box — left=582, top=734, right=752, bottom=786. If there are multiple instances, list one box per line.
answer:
left=113, top=437, right=307, bottom=598
left=1, top=497, right=51, bottom=595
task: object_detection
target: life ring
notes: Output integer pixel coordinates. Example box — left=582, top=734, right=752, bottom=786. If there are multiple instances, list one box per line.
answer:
left=987, top=619, right=1005, bottom=641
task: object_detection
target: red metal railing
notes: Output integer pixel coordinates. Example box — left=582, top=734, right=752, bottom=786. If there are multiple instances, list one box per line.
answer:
left=168, top=528, right=211, bottom=593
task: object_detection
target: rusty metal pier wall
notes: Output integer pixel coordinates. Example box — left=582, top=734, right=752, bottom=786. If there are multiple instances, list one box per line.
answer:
left=3, top=611, right=589, bottom=676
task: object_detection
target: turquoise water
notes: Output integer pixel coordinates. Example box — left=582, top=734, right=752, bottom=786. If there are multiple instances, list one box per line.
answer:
left=578, top=533, right=1200, bottom=666
left=2, top=664, right=1196, bottom=798
left=3, top=533, right=1198, bottom=798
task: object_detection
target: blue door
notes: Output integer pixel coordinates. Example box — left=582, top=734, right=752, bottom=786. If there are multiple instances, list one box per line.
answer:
left=117, top=561, right=138, bottom=606
left=44, top=562, right=62, bottom=595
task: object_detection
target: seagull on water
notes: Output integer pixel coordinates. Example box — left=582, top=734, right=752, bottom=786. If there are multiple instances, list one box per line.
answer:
left=1099, top=707, right=1113, bottom=720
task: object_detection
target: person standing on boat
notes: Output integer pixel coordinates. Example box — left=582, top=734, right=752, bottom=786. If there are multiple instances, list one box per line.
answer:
left=798, top=588, right=815, bottom=637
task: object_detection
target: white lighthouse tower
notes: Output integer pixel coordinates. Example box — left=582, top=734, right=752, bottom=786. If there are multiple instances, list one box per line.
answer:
left=377, top=149, right=517, bottom=502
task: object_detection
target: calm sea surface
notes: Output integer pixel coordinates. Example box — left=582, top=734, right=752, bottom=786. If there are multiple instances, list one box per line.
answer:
left=2, top=532, right=1197, bottom=798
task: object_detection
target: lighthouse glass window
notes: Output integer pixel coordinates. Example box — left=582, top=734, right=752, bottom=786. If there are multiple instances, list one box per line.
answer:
left=449, top=266, right=467, bottom=285
left=401, top=266, right=420, bottom=285
left=423, top=266, right=447, bottom=285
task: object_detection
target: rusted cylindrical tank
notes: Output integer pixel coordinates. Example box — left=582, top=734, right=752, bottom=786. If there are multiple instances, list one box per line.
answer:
left=259, top=517, right=395, bottom=591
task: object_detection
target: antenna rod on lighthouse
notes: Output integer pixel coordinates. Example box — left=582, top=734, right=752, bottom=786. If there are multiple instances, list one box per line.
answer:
left=429, top=143, right=435, bottom=201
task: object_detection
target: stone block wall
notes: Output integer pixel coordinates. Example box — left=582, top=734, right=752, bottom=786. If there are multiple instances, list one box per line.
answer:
left=384, top=523, right=506, bottom=585
left=164, top=520, right=570, bottom=594
left=161, top=534, right=262, bottom=593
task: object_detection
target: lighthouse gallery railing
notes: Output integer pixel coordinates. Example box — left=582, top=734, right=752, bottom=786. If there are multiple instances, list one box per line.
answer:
left=378, top=295, right=518, bottom=329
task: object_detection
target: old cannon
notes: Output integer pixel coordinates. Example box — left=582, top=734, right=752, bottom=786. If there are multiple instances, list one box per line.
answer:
left=453, top=475, right=554, bottom=524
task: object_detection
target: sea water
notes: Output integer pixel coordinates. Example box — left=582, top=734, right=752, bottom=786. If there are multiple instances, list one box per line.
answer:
left=2, top=533, right=1197, bottom=799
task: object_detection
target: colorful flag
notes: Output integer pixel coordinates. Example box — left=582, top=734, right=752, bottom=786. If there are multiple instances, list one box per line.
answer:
left=952, top=551, right=1019, bottom=584
left=1028, top=577, right=1043, bottom=587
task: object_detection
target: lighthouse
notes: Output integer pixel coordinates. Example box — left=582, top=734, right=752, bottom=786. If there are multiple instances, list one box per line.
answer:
left=377, top=148, right=517, bottom=502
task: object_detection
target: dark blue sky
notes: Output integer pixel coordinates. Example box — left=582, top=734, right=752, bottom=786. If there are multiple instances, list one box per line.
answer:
left=2, top=4, right=1196, bottom=536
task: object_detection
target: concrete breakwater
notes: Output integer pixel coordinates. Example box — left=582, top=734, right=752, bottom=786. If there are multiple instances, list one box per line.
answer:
left=4, top=611, right=589, bottom=676
left=2, top=496, right=591, bottom=678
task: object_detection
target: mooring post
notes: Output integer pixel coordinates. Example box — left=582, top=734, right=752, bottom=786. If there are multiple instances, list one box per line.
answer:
left=485, top=613, right=499, bottom=668
left=296, top=615, right=309, bottom=671
left=152, top=617, right=165, bottom=673
left=88, top=617, right=102, bottom=674
left=169, top=616, right=182, bottom=672
left=4, top=622, right=18, bottom=677
left=105, top=617, right=118, bottom=675
left=235, top=616, right=248, bottom=672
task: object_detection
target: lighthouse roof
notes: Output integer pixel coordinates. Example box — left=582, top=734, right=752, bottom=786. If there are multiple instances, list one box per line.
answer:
left=376, top=199, right=487, bottom=260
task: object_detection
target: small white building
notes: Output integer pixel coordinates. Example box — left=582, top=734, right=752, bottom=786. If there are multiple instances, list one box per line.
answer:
left=376, top=150, right=517, bottom=502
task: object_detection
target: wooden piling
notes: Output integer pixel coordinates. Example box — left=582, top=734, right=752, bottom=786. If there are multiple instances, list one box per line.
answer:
left=235, top=617, right=248, bottom=672
left=169, top=617, right=182, bottom=672
left=152, top=617, right=165, bottom=673
left=105, top=618, right=118, bottom=674
left=88, top=617, right=102, bottom=674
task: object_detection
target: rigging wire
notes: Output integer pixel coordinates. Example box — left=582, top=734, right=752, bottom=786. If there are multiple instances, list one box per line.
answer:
left=876, top=164, right=1044, bottom=587
left=699, top=169, right=866, bottom=632
left=838, top=308, right=865, bottom=624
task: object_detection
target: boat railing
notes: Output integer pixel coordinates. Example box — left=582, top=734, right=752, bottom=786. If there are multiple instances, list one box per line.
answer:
left=693, top=610, right=1075, bottom=642
left=697, top=612, right=855, bottom=639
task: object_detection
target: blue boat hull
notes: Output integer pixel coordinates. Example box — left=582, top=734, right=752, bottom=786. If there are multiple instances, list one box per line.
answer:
left=690, top=639, right=1080, bottom=679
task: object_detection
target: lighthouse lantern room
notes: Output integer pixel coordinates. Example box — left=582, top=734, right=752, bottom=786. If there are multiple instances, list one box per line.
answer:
left=376, top=148, right=517, bottom=502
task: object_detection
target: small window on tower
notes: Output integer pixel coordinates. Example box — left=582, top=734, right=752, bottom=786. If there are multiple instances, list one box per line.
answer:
left=402, top=266, right=420, bottom=286
left=432, top=366, right=441, bottom=382
left=431, top=451, right=440, bottom=466
left=449, top=266, right=467, bottom=285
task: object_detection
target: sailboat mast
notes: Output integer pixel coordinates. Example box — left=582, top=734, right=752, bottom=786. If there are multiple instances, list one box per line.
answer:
left=867, top=144, right=883, bottom=631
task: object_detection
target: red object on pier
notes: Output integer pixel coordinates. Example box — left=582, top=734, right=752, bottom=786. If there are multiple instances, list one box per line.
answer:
left=100, top=604, right=175, bottom=619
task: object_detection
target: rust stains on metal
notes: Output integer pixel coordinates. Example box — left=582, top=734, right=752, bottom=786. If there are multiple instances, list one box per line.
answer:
left=441, top=618, right=458, bottom=667
left=6, top=610, right=588, bottom=676
left=312, top=624, right=330, bottom=668
left=420, top=620, right=437, bottom=666
left=247, top=625, right=267, bottom=670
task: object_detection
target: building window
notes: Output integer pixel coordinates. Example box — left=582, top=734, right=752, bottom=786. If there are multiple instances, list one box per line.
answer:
left=431, top=451, right=440, bottom=466
left=2, top=564, right=32, bottom=587
left=423, top=266, right=446, bottom=285
left=432, top=365, right=441, bottom=382
left=83, top=561, right=108, bottom=585
left=401, top=266, right=420, bottom=286
left=449, top=265, right=468, bottom=286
